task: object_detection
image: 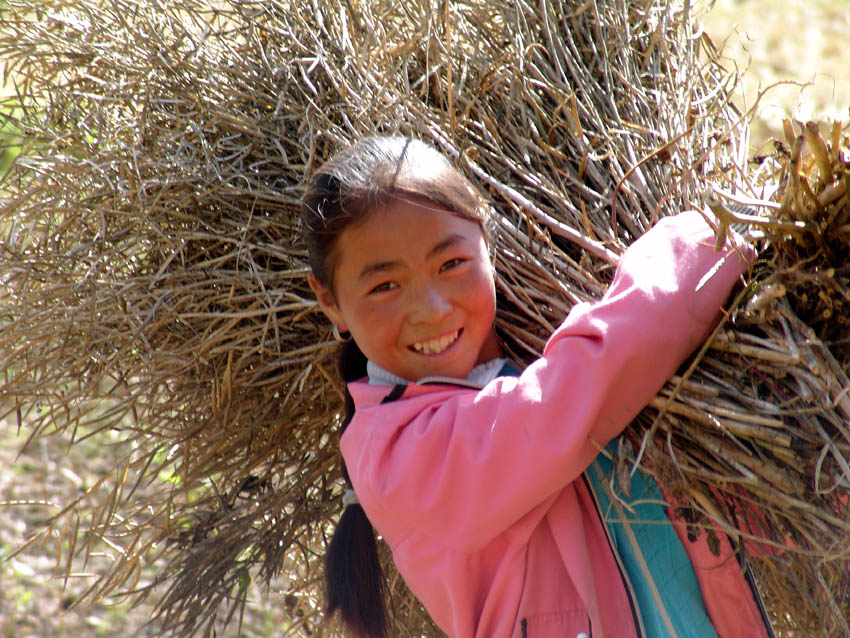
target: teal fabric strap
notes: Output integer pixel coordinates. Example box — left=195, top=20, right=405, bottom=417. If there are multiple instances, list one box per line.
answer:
left=586, top=444, right=717, bottom=638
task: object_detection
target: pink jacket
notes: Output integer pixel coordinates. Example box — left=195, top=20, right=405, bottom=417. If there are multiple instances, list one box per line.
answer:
left=341, top=212, right=769, bottom=637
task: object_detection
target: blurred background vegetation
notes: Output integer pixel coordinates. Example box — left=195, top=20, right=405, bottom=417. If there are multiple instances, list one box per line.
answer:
left=702, top=0, right=849, bottom=150
left=1, top=0, right=847, bottom=636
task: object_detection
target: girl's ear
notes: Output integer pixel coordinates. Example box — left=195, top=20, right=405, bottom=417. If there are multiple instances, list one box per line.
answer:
left=308, top=273, right=348, bottom=333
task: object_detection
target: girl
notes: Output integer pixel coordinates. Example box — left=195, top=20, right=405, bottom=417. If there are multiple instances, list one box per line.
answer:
left=301, top=136, right=772, bottom=638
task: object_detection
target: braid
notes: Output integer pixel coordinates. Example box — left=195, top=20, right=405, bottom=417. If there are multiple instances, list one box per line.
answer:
left=324, top=340, right=388, bottom=638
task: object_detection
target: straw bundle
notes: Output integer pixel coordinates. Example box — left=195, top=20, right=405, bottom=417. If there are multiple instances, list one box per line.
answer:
left=0, top=0, right=847, bottom=636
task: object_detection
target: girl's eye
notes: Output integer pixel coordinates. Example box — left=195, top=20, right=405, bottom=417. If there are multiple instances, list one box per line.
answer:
left=440, top=258, right=466, bottom=272
left=369, top=281, right=397, bottom=294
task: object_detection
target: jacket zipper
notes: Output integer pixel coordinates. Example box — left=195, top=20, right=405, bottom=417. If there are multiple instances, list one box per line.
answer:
left=520, top=618, right=592, bottom=637
left=581, top=473, right=644, bottom=637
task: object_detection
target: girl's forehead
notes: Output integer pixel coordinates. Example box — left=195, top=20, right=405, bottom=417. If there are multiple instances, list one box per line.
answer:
left=342, top=199, right=483, bottom=248
left=331, top=200, right=487, bottom=278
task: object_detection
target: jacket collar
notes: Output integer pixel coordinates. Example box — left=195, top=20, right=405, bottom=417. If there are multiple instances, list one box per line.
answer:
left=350, top=358, right=520, bottom=409
left=366, top=357, right=512, bottom=388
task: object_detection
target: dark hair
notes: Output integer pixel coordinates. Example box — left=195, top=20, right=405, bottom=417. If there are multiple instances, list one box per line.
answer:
left=300, top=136, right=490, bottom=637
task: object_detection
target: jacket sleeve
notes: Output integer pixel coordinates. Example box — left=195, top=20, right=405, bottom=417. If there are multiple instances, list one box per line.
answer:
left=343, top=211, right=754, bottom=551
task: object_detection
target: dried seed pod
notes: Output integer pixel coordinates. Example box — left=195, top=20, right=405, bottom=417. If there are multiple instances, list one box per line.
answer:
left=781, top=135, right=805, bottom=220
left=783, top=118, right=797, bottom=147
left=831, top=122, right=843, bottom=161
left=804, top=122, right=833, bottom=191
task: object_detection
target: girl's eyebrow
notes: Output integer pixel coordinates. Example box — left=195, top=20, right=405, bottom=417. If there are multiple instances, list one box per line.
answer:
left=426, top=233, right=467, bottom=259
left=357, top=259, right=401, bottom=281
left=356, top=233, right=468, bottom=281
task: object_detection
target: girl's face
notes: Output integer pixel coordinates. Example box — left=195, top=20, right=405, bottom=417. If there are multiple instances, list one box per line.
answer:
left=309, top=198, right=502, bottom=382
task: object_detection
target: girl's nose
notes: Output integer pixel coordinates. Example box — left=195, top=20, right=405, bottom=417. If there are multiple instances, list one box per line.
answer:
left=409, top=282, right=452, bottom=323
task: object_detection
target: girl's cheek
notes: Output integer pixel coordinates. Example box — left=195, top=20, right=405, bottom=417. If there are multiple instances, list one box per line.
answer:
left=470, top=267, right=496, bottom=298
left=366, top=296, right=404, bottom=325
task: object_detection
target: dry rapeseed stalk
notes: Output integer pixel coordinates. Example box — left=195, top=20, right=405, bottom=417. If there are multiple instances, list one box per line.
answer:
left=0, top=0, right=848, bottom=636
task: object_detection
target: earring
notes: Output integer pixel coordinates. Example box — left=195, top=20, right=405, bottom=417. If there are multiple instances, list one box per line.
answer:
left=332, top=325, right=352, bottom=342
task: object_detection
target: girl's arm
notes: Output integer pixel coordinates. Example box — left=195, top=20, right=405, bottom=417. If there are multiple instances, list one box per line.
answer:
left=343, top=211, right=753, bottom=550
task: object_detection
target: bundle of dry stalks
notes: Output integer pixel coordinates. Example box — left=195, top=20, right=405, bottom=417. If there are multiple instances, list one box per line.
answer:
left=0, top=0, right=847, bottom=636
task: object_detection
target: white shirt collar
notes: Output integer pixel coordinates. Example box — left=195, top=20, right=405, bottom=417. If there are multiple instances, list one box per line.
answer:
left=367, top=357, right=511, bottom=387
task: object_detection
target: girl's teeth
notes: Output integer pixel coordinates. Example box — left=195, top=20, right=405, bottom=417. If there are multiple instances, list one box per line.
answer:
left=414, top=330, right=459, bottom=355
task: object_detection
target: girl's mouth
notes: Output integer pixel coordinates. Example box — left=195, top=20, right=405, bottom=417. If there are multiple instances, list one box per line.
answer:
left=410, top=329, right=461, bottom=355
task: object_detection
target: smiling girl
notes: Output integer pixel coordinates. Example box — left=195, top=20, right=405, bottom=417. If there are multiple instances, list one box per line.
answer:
left=301, top=137, right=773, bottom=638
